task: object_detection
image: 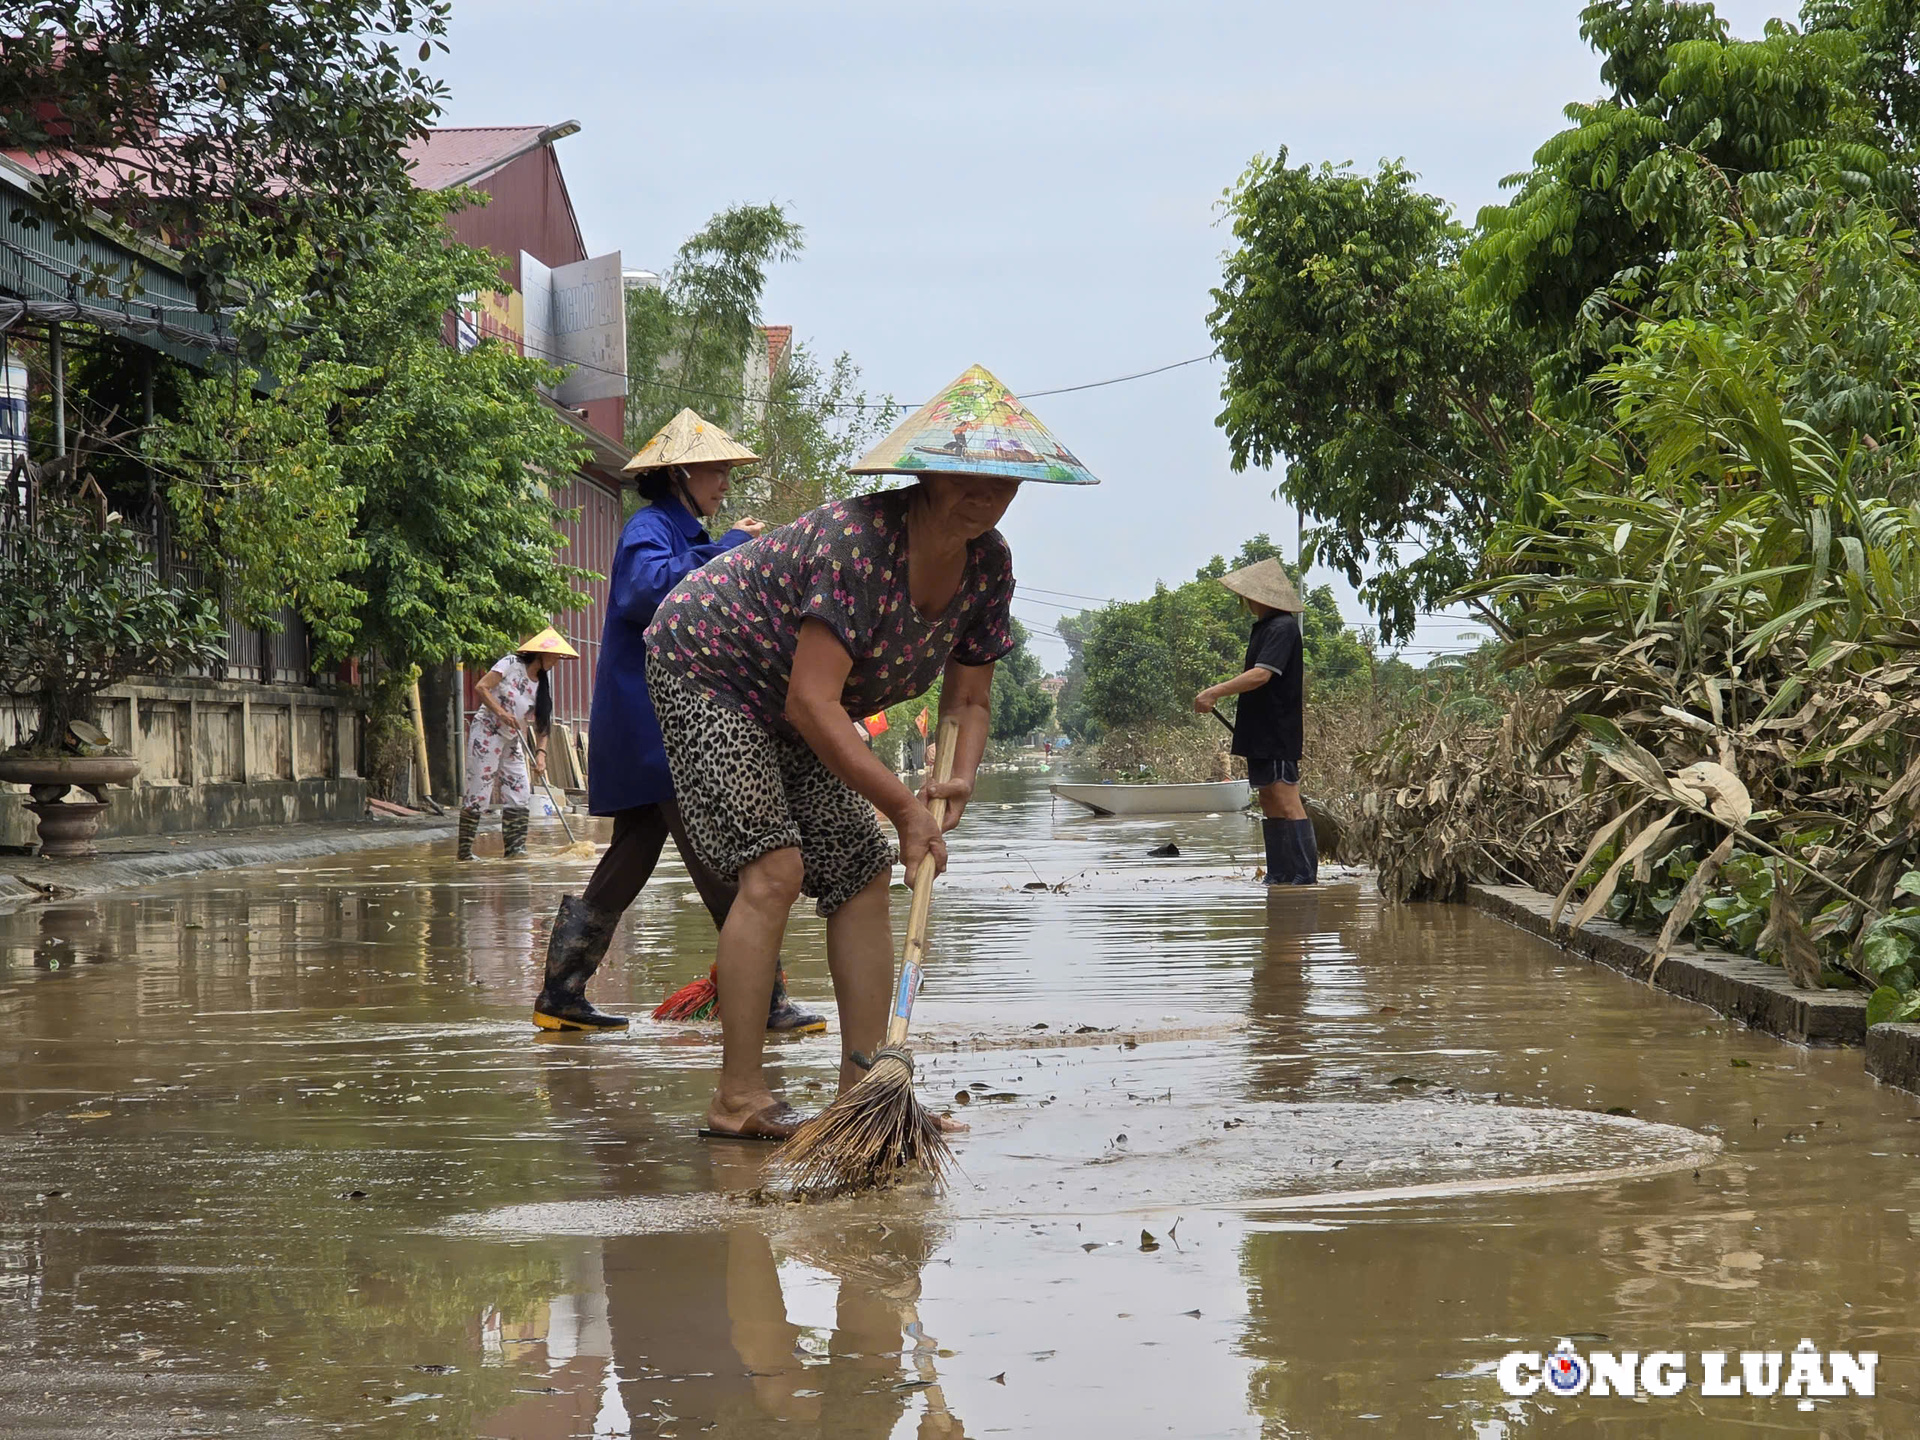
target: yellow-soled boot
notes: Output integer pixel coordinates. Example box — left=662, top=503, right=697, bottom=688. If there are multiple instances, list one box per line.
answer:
left=532, top=895, right=629, bottom=1031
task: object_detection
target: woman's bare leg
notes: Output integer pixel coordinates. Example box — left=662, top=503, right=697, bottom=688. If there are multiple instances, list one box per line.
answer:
left=707, top=846, right=802, bottom=1130
left=823, top=872, right=894, bottom=1094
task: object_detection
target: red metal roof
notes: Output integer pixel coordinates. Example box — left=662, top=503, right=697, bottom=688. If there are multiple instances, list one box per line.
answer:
left=402, top=126, right=552, bottom=191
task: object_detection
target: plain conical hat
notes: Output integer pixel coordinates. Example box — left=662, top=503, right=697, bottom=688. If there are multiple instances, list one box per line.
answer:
left=518, top=626, right=580, bottom=658
left=623, top=408, right=759, bottom=473
left=1218, top=558, right=1303, bottom=613
left=849, top=364, right=1099, bottom=485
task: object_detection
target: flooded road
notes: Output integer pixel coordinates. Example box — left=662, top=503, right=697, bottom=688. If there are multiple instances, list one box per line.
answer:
left=1, top=767, right=1915, bottom=1437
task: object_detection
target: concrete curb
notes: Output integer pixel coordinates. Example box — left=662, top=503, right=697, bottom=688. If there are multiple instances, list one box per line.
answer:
left=1466, top=883, right=1869, bottom=1047
left=0, top=821, right=454, bottom=913
left=1866, top=1023, right=1920, bottom=1092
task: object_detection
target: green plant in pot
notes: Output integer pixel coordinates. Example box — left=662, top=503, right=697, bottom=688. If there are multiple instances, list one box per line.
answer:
left=0, top=488, right=226, bottom=855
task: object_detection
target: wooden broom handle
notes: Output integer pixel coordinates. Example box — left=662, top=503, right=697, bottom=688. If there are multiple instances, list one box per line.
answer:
left=887, top=716, right=960, bottom=1047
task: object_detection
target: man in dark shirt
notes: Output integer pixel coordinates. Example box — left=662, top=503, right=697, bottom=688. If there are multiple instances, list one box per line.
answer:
left=1193, top=558, right=1316, bottom=884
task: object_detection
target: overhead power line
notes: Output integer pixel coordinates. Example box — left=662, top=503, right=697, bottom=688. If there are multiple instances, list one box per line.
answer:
left=504, top=332, right=1216, bottom=416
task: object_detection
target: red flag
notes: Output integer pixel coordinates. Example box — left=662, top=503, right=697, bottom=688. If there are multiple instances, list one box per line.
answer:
left=915, top=709, right=930, bottom=737
left=863, top=712, right=889, bottom=737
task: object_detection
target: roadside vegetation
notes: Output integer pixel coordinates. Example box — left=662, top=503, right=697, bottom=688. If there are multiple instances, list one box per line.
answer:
left=1215, top=0, right=1920, bottom=1019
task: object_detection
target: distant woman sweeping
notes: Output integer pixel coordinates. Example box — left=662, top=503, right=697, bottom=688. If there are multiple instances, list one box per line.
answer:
left=643, top=364, right=1099, bottom=1140
left=1193, top=558, right=1316, bottom=885
left=459, top=627, right=576, bottom=861
left=531, top=409, right=825, bottom=1035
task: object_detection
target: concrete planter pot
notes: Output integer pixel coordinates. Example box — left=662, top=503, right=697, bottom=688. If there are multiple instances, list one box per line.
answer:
left=0, top=755, right=144, bottom=858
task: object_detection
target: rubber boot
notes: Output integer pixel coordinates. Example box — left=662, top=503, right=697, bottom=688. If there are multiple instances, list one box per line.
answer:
left=501, top=806, right=530, bottom=859
left=457, top=806, right=480, bottom=861
left=766, top=968, right=828, bottom=1034
left=1262, top=816, right=1317, bottom=886
left=1294, top=817, right=1320, bottom=885
left=533, top=894, right=629, bottom=1031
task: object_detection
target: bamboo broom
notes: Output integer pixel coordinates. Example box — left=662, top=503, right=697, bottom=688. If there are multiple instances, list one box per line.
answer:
left=773, top=717, right=961, bottom=1199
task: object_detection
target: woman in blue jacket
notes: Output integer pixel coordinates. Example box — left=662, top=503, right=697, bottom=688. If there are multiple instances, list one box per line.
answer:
left=532, top=409, right=825, bottom=1034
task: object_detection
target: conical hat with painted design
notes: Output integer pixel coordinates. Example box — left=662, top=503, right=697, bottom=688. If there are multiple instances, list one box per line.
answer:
left=623, top=407, right=759, bottom=473
left=849, top=364, right=1099, bottom=485
left=1217, top=558, right=1303, bottom=614
left=517, top=626, right=579, bottom=658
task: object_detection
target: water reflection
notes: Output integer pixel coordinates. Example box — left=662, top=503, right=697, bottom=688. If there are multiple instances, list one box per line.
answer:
left=498, top=1040, right=963, bottom=1436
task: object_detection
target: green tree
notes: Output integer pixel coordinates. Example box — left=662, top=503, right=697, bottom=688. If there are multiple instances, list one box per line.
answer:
left=148, top=189, right=594, bottom=671
left=1, top=0, right=450, bottom=322
left=626, top=204, right=805, bottom=446
left=0, top=489, right=227, bottom=749
left=1209, top=153, right=1534, bottom=642
left=1465, top=3, right=1895, bottom=353
left=988, top=619, right=1054, bottom=742
left=733, top=342, right=898, bottom=528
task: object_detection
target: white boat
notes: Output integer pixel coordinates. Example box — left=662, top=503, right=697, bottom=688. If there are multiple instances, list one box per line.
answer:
left=1050, top=779, right=1251, bottom=816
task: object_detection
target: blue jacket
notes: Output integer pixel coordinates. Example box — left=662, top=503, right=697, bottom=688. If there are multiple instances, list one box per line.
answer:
left=587, top=497, right=752, bottom=815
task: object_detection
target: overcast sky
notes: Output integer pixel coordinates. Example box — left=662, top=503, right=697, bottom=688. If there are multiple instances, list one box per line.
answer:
left=435, top=0, right=1791, bottom=667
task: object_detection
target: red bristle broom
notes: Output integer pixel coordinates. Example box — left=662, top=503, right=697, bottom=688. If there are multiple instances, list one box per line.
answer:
left=653, top=965, right=719, bottom=1021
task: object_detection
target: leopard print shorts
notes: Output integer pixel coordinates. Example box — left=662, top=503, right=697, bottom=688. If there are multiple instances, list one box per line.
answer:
left=649, top=675, right=895, bottom=916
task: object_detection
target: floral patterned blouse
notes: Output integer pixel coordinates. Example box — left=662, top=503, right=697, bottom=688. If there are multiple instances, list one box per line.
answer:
left=474, top=654, right=537, bottom=742
left=645, top=489, right=1016, bottom=737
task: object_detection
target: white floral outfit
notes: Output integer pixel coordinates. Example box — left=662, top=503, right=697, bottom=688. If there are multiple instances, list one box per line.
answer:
left=464, top=655, right=537, bottom=810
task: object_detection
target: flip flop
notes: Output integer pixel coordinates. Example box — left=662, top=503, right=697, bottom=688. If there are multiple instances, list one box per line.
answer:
left=698, top=1101, right=807, bottom=1142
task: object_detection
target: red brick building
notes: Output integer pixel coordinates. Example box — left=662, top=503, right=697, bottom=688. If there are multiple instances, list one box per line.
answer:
left=403, top=122, right=632, bottom=792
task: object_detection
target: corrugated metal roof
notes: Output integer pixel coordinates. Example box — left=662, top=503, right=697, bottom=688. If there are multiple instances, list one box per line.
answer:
left=403, top=126, right=553, bottom=191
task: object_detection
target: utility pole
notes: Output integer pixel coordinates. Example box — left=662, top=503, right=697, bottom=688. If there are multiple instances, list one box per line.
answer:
left=50, top=323, right=65, bottom=458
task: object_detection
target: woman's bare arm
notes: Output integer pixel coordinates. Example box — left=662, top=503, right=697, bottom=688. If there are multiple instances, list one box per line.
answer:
left=785, top=619, right=947, bottom=875
left=474, top=669, right=517, bottom=727
left=924, top=657, right=993, bottom=831
left=1194, top=667, right=1272, bottom=712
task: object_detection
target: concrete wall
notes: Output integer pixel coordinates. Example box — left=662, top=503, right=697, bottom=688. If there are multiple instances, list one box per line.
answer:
left=1, top=678, right=366, bottom=846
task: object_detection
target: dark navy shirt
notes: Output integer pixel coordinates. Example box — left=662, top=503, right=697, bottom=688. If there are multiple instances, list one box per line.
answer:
left=1231, top=611, right=1303, bottom=762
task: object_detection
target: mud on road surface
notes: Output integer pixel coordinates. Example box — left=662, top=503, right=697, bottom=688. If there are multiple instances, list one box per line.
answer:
left=0, top=770, right=1912, bottom=1436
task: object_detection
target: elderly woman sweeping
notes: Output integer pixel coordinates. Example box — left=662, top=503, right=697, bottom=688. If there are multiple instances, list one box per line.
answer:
left=532, top=410, right=826, bottom=1034
left=459, top=627, right=576, bottom=861
left=644, top=364, right=1099, bottom=1140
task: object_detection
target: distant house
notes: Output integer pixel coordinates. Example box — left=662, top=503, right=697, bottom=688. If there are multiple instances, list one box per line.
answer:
left=401, top=122, right=633, bottom=794
left=740, top=323, right=793, bottom=423
left=0, top=153, right=366, bottom=842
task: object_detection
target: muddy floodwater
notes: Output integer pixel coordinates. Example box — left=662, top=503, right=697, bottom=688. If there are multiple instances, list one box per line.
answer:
left=2, top=769, right=1916, bottom=1437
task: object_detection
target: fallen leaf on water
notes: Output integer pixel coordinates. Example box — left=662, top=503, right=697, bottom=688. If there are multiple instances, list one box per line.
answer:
left=953, top=1090, right=971, bottom=1105
left=1730, top=1059, right=1752, bottom=1069
left=1081, top=1243, right=1100, bottom=1252
left=990, top=1372, right=1006, bottom=1385
left=892, top=1380, right=934, bottom=1392
left=1139, top=1230, right=1160, bottom=1252
left=1182, top=1309, right=1202, bottom=1318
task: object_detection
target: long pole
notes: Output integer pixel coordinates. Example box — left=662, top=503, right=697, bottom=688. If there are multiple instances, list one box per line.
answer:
left=410, top=678, right=435, bottom=807
left=49, top=323, right=64, bottom=459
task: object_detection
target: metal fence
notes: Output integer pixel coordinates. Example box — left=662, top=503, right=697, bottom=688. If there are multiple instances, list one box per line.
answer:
left=1, top=481, right=316, bottom=688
